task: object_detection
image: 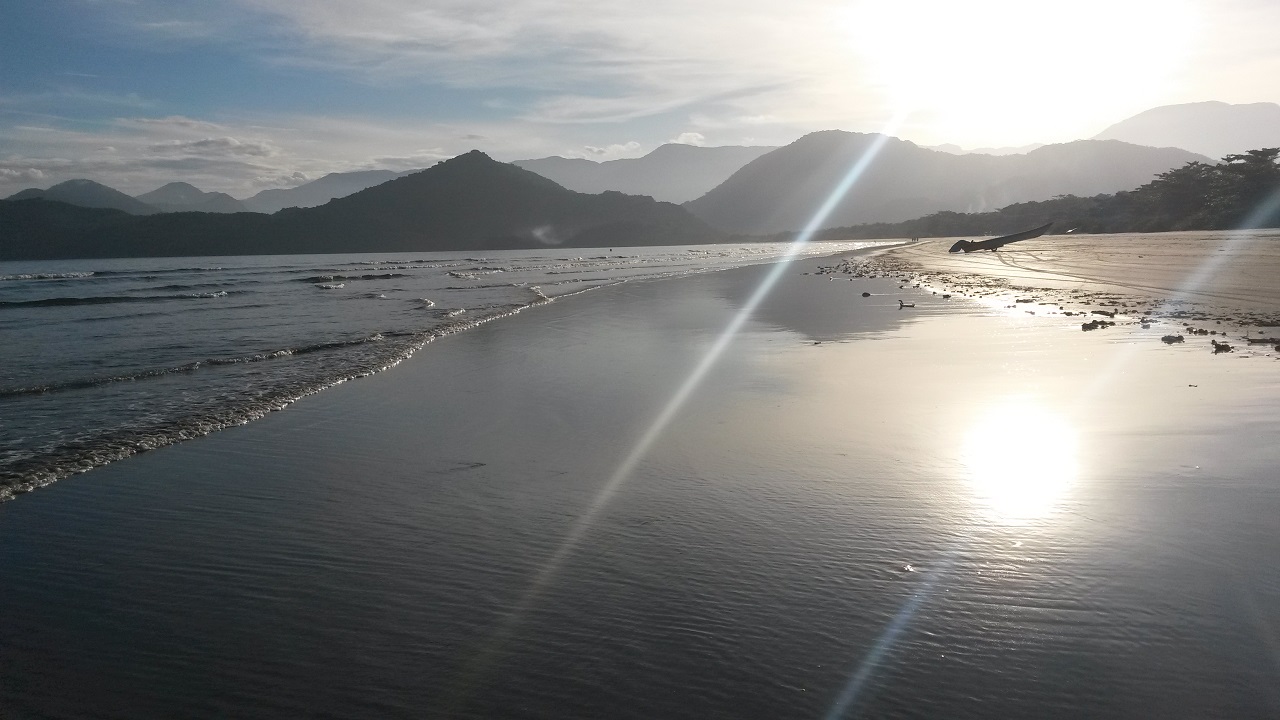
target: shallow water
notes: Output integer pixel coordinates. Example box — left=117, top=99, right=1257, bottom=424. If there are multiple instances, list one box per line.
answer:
left=0, top=243, right=877, bottom=498
left=2, top=258, right=1278, bottom=718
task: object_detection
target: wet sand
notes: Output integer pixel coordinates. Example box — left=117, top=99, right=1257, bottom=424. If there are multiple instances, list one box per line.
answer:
left=3, top=248, right=1280, bottom=718
left=867, top=230, right=1280, bottom=331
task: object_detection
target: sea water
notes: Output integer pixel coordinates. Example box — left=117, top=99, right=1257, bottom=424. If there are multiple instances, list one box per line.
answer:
left=0, top=242, right=880, bottom=498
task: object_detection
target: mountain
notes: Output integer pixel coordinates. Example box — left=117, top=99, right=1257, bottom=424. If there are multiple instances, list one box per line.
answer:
left=136, top=182, right=249, bottom=213
left=514, top=144, right=776, bottom=203
left=0, top=151, right=723, bottom=260
left=928, top=143, right=1045, bottom=156
left=7, top=179, right=159, bottom=215
left=683, top=132, right=1209, bottom=234
left=1094, top=101, right=1280, bottom=159
left=242, top=170, right=411, bottom=213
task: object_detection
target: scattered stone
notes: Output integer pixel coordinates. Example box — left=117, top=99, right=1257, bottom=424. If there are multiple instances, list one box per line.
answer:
left=1082, top=320, right=1115, bottom=331
left=942, top=294, right=952, bottom=299
left=1091, top=309, right=1117, bottom=318
left=1161, top=334, right=1185, bottom=344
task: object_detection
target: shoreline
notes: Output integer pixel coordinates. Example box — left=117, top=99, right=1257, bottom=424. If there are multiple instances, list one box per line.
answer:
left=4, top=238, right=1280, bottom=717
left=0, top=242, right=892, bottom=503
left=849, top=230, right=1280, bottom=355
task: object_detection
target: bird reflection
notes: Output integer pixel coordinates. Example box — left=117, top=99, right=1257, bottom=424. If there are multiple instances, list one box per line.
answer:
left=961, top=400, right=1079, bottom=521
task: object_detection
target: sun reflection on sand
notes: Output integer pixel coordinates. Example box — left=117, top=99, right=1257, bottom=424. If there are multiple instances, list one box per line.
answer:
left=961, top=400, right=1079, bottom=522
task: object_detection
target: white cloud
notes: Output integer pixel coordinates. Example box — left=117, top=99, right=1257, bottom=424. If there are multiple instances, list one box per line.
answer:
left=0, top=167, right=45, bottom=183
left=580, top=141, right=642, bottom=159
left=670, top=132, right=705, bottom=146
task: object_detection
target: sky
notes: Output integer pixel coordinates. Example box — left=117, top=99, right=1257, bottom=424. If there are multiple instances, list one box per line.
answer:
left=2, top=0, right=1278, bottom=197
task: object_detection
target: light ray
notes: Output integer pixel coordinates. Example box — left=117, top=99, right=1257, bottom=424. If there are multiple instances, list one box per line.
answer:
left=824, top=554, right=954, bottom=720
left=446, top=112, right=909, bottom=703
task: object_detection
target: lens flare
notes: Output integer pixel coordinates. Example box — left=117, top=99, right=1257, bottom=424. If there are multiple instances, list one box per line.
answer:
left=961, top=401, right=1078, bottom=521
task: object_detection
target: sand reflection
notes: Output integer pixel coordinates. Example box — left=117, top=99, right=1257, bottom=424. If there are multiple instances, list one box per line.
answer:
left=961, top=400, right=1078, bottom=522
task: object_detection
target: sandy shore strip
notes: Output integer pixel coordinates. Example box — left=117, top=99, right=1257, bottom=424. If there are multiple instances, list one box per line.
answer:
left=847, top=230, right=1280, bottom=345
left=3, top=249, right=1280, bottom=718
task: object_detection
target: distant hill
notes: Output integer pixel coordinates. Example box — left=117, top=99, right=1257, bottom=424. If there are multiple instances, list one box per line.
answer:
left=1094, top=101, right=1280, bottom=159
left=136, top=182, right=249, bottom=213
left=7, top=179, right=158, bottom=215
left=242, top=170, right=412, bottom=213
left=683, top=132, right=1209, bottom=234
left=0, top=151, right=724, bottom=260
left=514, top=144, right=776, bottom=203
left=928, top=143, right=1045, bottom=156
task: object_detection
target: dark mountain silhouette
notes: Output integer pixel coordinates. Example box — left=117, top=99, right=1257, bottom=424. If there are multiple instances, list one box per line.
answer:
left=514, top=144, right=776, bottom=203
left=1094, top=101, right=1280, bottom=160
left=136, top=182, right=249, bottom=213
left=683, top=132, right=1209, bottom=233
left=0, top=151, right=723, bottom=260
left=242, top=169, right=414, bottom=213
left=7, top=179, right=159, bottom=215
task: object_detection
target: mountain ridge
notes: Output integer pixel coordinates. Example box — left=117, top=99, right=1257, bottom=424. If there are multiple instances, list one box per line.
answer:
left=8, top=179, right=159, bottom=215
left=683, top=133, right=1210, bottom=234
left=0, top=151, right=723, bottom=260
left=514, top=144, right=776, bottom=203
left=1094, top=101, right=1280, bottom=159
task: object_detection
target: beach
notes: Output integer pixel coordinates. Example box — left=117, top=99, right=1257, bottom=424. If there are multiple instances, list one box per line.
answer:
left=3, top=237, right=1280, bottom=718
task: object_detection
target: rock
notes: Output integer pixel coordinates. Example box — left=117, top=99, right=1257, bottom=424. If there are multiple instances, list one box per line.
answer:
left=861, top=292, right=871, bottom=297
left=1161, top=334, right=1185, bottom=344
left=1082, top=320, right=1115, bottom=331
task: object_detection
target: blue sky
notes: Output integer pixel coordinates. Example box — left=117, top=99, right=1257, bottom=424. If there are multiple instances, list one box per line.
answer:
left=2, top=0, right=1277, bottom=197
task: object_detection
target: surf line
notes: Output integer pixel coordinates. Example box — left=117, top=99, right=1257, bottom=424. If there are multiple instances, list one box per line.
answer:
left=444, top=112, right=911, bottom=705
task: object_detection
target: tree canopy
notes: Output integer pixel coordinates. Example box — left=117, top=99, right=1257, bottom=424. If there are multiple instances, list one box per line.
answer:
left=821, top=147, right=1280, bottom=240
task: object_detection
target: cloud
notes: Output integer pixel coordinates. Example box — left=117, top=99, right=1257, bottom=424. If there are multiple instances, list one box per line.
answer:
left=0, top=167, right=45, bottom=183
left=367, top=149, right=449, bottom=170
left=122, top=116, right=227, bottom=132
left=581, top=141, right=642, bottom=159
left=147, top=136, right=280, bottom=157
left=251, top=171, right=311, bottom=188
left=669, top=132, right=705, bottom=146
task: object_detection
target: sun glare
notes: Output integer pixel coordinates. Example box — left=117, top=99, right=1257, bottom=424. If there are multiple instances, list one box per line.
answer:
left=961, top=401, right=1079, bottom=522
left=843, top=0, right=1200, bottom=145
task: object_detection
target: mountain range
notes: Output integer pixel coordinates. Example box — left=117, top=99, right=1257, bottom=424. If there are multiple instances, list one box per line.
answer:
left=513, top=144, right=776, bottom=203
left=241, top=170, right=416, bottom=213
left=9, top=179, right=160, bottom=216
left=0, top=151, right=722, bottom=260
left=1093, top=101, right=1280, bottom=159
left=136, top=182, right=248, bottom=213
left=683, top=133, right=1209, bottom=234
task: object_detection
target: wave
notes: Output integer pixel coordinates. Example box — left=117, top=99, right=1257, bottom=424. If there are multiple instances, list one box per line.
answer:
left=0, top=293, right=587, bottom=502
left=293, top=273, right=408, bottom=283
left=0, top=333, right=398, bottom=398
left=0, top=271, right=96, bottom=281
left=0, top=291, right=242, bottom=309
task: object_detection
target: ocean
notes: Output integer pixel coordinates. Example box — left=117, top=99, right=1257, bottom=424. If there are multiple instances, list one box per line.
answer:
left=0, top=242, right=877, bottom=499
left=3, top=240, right=1279, bottom=718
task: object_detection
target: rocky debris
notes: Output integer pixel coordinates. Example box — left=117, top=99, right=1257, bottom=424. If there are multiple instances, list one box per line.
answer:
left=1082, top=320, right=1115, bottom=331
left=1091, top=309, right=1117, bottom=318
left=1161, top=335, right=1185, bottom=344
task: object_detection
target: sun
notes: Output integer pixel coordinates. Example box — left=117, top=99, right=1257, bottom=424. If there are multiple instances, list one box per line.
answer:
left=841, top=0, right=1200, bottom=146
left=960, top=400, right=1079, bottom=522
